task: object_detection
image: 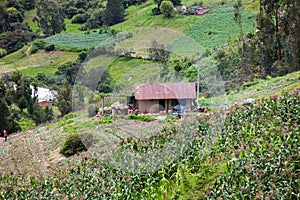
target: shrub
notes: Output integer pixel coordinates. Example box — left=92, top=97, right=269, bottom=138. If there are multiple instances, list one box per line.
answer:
left=98, top=115, right=113, bottom=123
left=0, top=48, right=7, bottom=57
left=71, top=13, right=90, bottom=24
left=88, top=104, right=97, bottom=117
left=30, top=39, right=47, bottom=54
left=60, top=133, right=87, bottom=157
left=44, top=44, right=55, bottom=51
left=128, top=114, right=155, bottom=122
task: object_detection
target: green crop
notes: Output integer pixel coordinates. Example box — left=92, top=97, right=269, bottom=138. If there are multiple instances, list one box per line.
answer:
left=44, top=32, right=114, bottom=49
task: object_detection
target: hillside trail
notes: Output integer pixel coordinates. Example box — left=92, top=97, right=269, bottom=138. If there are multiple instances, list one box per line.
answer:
left=26, top=45, right=32, bottom=57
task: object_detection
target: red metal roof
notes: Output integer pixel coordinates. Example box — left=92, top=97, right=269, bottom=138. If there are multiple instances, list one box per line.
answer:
left=134, top=82, right=196, bottom=100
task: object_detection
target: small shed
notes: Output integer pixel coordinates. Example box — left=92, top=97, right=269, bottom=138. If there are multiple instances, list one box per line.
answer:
left=134, top=82, right=196, bottom=114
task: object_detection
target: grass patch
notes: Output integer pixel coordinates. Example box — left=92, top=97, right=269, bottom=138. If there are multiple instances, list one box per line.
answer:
left=113, top=1, right=199, bottom=32
left=107, top=57, right=161, bottom=83
left=24, top=9, right=40, bottom=33
left=127, top=114, right=155, bottom=122
left=64, top=19, right=83, bottom=33
left=0, top=47, right=78, bottom=75
left=202, top=71, right=300, bottom=109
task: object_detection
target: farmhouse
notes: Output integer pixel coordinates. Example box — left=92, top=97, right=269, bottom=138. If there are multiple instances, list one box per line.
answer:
left=31, top=86, right=57, bottom=107
left=132, top=82, right=196, bottom=114
left=189, top=5, right=209, bottom=15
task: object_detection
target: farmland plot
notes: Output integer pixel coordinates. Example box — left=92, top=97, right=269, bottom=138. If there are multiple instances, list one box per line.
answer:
left=186, top=6, right=256, bottom=49
left=44, top=32, right=115, bottom=49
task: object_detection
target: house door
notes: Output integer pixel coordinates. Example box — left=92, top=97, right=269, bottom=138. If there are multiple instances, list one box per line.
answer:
left=159, top=99, right=165, bottom=111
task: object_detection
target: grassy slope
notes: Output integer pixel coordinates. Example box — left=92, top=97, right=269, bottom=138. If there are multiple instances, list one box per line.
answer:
left=1, top=70, right=298, bottom=164
left=0, top=45, right=78, bottom=76
left=24, top=10, right=83, bottom=34
left=23, top=9, right=39, bottom=33
left=2, top=0, right=257, bottom=77
left=185, top=6, right=256, bottom=49
left=112, top=1, right=199, bottom=32
left=201, top=71, right=300, bottom=108
left=0, top=71, right=299, bottom=198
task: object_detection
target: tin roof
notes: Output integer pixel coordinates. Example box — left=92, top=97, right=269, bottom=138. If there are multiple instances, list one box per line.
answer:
left=135, top=82, right=196, bottom=100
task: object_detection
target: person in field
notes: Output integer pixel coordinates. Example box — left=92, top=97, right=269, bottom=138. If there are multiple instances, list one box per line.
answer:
left=3, top=129, right=8, bottom=142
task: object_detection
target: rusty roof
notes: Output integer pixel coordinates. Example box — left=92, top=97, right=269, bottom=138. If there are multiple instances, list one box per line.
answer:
left=134, top=82, right=196, bottom=100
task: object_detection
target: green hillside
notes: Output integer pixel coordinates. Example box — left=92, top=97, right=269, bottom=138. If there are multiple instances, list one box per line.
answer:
left=0, top=45, right=78, bottom=76
left=0, top=0, right=300, bottom=198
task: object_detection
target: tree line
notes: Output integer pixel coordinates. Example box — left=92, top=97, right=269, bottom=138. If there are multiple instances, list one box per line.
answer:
left=214, top=0, right=300, bottom=92
left=0, top=71, right=53, bottom=135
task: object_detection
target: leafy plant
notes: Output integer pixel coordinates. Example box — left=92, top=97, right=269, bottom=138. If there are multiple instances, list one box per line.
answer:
left=60, top=133, right=87, bottom=156
left=127, top=114, right=155, bottom=122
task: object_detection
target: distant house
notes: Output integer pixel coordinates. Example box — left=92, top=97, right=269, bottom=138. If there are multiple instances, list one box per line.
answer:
left=38, top=101, right=53, bottom=107
left=132, top=82, right=196, bottom=114
left=31, top=86, right=57, bottom=107
left=13, top=85, right=57, bottom=107
left=189, top=5, right=209, bottom=15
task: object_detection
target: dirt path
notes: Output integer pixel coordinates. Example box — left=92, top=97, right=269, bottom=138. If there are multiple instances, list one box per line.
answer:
left=26, top=45, right=32, bottom=57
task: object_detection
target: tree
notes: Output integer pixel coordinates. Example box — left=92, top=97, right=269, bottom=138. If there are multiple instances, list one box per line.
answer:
left=0, top=6, right=11, bottom=33
left=33, top=0, right=66, bottom=36
left=160, top=1, right=174, bottom=18
left=282, top=1, right=300, bottom=71
left=22, top=0, right=35, bottom=10
left=56, top=79, right=72, bottom=116
left=56, top=62, right=80, bottom=85
left=234, top=0, right=244, bottom=56
left=103, top=0, right=125, bottom=26
left=6, top=7, right=24, bottom=23
left=148, top=40, right=170, bottom=64
left=0, top=79, right=9, bottom=135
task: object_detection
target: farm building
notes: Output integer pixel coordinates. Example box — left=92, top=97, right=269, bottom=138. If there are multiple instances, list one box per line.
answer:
left=31, top=86, right=57, bottom=107
left=189, top=5, right=209, bottom=15
left=132, top=82, right=196, bottom=114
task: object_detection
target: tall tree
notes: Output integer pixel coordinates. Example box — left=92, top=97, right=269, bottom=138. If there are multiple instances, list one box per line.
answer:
left=56, top=79, right=72, bottom=116
left=0, top=79, right=9, bottom=135
left=0, top=6, right=11, bottom=33
left=33, top=0, right=66, bottom=36
left=282, top=0, right=300, bottom=71
left=160, top=0, right=174, bottom=18
left=103, top=0, right=125, bottom=26
left=234, top=0, right=244, bottom=56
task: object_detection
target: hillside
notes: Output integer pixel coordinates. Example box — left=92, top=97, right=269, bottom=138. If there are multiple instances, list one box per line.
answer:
left=0, top=0, right=300, bottom=199
left=1, top=0, right=257, bottom=78
left=0, top=73, right=299, bottom=199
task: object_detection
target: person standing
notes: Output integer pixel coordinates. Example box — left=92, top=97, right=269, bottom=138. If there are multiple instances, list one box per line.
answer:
left=3, top=129, right=8, bottom=142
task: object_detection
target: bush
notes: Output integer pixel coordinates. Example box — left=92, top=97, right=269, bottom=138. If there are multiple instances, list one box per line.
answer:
left=0, top=48, right=7, bottom=57
left=30, top=39, right=47, bottom=54
left=71, top=13, right=90, bottom=24
left=160, top=1, right=174, bottom=18
left=44, top=44, right=55, bottom=51
left=127, top=114, right=155, bottom=122
left=88, top=104, right=97, bottom=117
left=60, top=133, right=87, bottom=157
left=98, top=115, right=113, bottom=124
